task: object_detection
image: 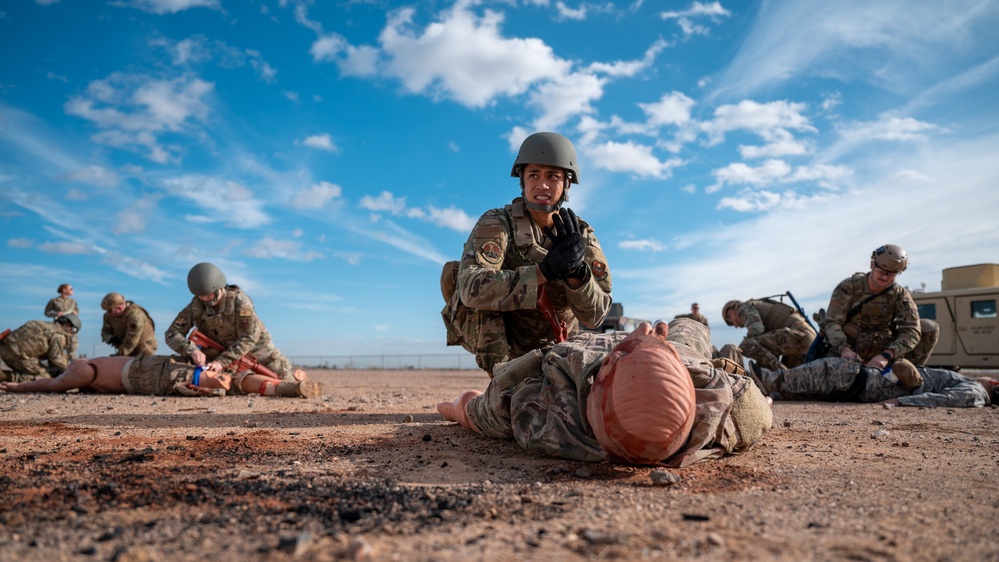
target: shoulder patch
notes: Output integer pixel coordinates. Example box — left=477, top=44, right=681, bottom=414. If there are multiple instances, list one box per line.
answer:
left=591, top=259, right=608, bottom=279
left=477, top=241, right=504, bottom=266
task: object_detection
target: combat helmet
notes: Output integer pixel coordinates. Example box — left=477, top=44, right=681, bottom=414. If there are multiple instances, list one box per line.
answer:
left=510, top=132, right=581, bottom=185
left=58, top=313, right=81, bottom=333
left=871, top=244, right=908, bottom=273
left=187, top=262, right=227, bottom=296
left=511, top=132, right=580, bottom=213
left=101, top=292, right=125, bottom=311
left=722, top=300, right=742, bottom=326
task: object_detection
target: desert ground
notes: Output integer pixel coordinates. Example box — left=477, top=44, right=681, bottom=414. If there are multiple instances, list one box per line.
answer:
left=1, top=367, right=997, bottom=562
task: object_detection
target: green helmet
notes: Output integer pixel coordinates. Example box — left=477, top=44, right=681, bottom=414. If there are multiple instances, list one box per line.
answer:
left=510, top=132, right=580, bottom=184
left=58, top=313, right=81, bottom=332
left=187, top=262, right=227, bottom=296
left=871, top=244, right=907, bottom=273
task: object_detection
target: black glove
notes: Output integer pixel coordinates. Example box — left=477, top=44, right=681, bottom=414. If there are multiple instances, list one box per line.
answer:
left=539, top=208, right=587, bottom=281
left=108, top=336, right=123, bottom=347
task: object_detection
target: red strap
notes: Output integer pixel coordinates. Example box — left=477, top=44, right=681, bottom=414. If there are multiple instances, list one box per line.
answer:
left=0, top=329, right=10, bottom=342
left=537, top=286, right=568, bottom=343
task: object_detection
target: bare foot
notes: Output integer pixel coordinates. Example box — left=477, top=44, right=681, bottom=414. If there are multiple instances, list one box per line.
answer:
left=292, top=369, right=307, bottom=381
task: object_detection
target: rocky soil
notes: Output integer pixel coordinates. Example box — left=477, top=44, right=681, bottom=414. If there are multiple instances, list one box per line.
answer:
left=1, top=368, right=997, bottom=561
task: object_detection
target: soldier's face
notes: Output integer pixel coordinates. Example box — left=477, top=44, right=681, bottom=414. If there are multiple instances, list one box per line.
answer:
left=522, top=164, right=566, bottom=210
left=197, top=289, right=223, bottom=307
left=869, top=261, right=898, bottom=291
left=111, top=303, right=127, bottom=316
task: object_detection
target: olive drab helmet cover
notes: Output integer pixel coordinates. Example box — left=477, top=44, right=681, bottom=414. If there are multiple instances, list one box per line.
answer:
left=511, top=132, right=580, bottom=213
left=187, top=262, right=227, bottom=296
left=871, top=244, right=908, bottom=273
left=59, top=313, right=81, bottom=332
left=722, top=300, right=742, bottom=326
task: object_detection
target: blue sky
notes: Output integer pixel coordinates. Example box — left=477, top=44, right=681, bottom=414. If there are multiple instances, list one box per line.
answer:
left=2, top=0, right=998, bottom=362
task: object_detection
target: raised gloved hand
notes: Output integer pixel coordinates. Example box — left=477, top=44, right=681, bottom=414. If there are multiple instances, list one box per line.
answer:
left=538, top=208, right=587, bottom=281
left=108, top=336, right=123, bottom=347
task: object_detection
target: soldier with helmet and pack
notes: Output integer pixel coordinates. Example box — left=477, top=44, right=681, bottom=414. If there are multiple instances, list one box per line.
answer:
left=164, top=263, right=301, bottom=385
left=440, top=132, right=613, bottom=376
left=718, top=297, right=816, bottom=370
left=0, top=314, right=81, bottom=382
left=100, top=292, right=157, bottom=357
left=814, top=244, right=939, bottom=370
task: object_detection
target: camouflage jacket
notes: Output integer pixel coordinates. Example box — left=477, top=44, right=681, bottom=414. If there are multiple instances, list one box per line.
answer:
left=164, top=287, right=274, bottom=370
left=44, top=295, right=78, bottom=318
left=821, top=273, right=921, bottom=360
left=673, top=312, right=709, bottom=327
left=102, top=302, right=157, bottom=356
left=740, top=299, right=814, bottom=338
left=456, top=198, right=612, bottom=355
left=1, top=320, right=72, bottom=371
left=466, top=318, right=773, bottom=467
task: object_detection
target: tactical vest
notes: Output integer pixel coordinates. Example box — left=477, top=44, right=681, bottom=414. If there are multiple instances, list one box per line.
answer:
left=751, top=299, right=797, bottom=330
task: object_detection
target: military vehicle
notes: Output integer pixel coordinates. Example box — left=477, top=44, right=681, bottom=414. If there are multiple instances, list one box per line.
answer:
left=911, top=264, right=999, bottom=369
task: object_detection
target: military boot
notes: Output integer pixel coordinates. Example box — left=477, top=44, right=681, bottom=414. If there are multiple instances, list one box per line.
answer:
left=275, top=381, right=324, bottom=398
left=891, top=359, right=923, bottom=390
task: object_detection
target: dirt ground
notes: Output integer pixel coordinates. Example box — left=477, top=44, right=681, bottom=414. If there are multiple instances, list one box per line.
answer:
left=1, top=367, right=997, bottom=562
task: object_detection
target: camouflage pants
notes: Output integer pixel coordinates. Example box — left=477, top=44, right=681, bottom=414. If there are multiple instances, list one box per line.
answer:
left=906, top=319, right=939, bottom=366
left=758, top=357, right=905, bottom=403
left=0, top=344, right=54, bottom=381
left=739, top=327, right=814, bottom=370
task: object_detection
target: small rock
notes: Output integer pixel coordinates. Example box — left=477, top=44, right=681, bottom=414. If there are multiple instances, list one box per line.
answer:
left=402, top=414, right=415, bottom=423
left=581, top=529, right=620, bottom=545
left=422, top=434, right=432, bottom=442
left=706, top=532, right=724, bottom=546
left=347, top=536, right=372, bottom=560
left=783, top=420, right=792, bottom=428
left=871, top=429, right=890, bottom=439
left=649, top=470, right=682, bottom=486
left=277, top=532, right=312, bottom=556
left=574, top=467, right=592, bottom=478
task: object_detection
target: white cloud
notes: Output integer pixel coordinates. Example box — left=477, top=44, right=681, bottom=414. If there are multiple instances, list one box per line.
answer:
left=425, top=205, right=476, bottom=232
left=112, top=0, right=220, bottom=15
left=586, top=140, right=684, bottom=179
left=619, top=239, right=665, bottom=252
left=244, top=237, right=323, bottom=261
left=64, top=165, right=120, bottom=188
left=162, top=175, right=270, bottom=228
left=360, top=191, right=407, bottom=214
left=555, top=2, right=586, bottom=20
left=707, top=159, right=791, bottom=193
left=299, top=133, right=338, bottom=152
left=292, top=181, right=343, bottom=209
left=660, top=1, right=731, bottom=36
left=377, top=5, right=571, bottom=108
left=838, top=115, right=938, bottom=142
left=113, top=196, right=159, bottom=235
left=7, top=238, right=34, bottom=249
left=703, top=100, right=814, bottom=146
left=38, top=241, right=92, bottom=254
left=639, top=91, right=696, bottom=127
left=65, top=73, right=214, bottom=163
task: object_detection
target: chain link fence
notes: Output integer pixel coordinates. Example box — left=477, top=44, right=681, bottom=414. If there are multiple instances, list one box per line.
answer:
left=288, top=353, right=474, bottom=370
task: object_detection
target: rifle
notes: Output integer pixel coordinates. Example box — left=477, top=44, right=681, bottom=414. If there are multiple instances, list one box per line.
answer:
left=759, top=291, right=818, bottom=333
left=188, top=329, right=281, bottom=380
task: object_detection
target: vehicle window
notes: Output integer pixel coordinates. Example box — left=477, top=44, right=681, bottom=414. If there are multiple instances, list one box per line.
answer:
left=971, top=299, right=997, bottom=319
left=917, top=303, right=936, bottom=320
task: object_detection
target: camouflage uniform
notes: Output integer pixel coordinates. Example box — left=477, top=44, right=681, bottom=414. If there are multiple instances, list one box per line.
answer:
left=44, top=295, right=79, bottom=359
left=121, top=355, right=219, bottom=396
left=820, top=273, right=938, bottom=364
left=442, top=198, right=613, bottom=375
left=466, top=318, right=773, bottom=467
left=756, top=357, right=990, bottom=408
left=102, top=301, right=158, bottom=357
left=0, top=321, right=72, bottom=382
left=729, top=299, right=815, bottom=370
left=164, top=286, right=295, bottom=380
